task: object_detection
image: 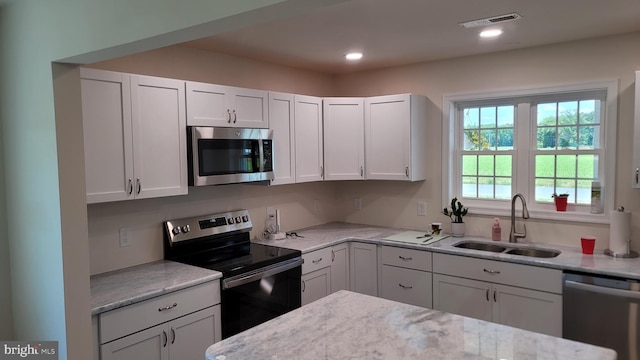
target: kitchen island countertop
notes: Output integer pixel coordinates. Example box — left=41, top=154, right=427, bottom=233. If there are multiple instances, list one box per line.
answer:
left=206, top=290, right=616, bottom=360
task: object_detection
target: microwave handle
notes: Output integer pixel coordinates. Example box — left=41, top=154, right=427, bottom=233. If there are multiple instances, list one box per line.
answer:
left=258, top=138, right=265, bottom=172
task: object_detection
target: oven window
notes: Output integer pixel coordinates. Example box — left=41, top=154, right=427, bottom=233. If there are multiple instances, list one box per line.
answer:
left=198, top=139, right=259, bottom=175
left=221, top=266, right=301, bottom=339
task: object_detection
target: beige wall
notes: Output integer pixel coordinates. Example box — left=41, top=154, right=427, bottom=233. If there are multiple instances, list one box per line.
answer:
left=334, top=32, right=640, bottom=250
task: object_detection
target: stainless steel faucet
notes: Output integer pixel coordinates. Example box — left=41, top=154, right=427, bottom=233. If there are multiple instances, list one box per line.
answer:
left=510, top=193, right=530, bottom=243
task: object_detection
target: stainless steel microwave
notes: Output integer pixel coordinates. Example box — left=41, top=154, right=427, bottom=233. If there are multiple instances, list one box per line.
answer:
left=187, top=126, right=273, bottom=186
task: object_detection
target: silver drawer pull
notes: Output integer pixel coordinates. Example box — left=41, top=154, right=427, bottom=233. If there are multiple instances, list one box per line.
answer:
left=398, top=256, right=413, bottom=261
left=483, top=268, right=501, bottom=274
left=312, top=258, right=323, bottom=264
left=398, top=283, right=413, bottom=289
left=158, top=302, right=178, bottom=312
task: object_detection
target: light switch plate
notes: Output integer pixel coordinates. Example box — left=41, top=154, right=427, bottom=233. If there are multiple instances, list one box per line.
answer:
left=417, top=201, right=427, bottom=216
left=119, top=228, right=132, bottom=247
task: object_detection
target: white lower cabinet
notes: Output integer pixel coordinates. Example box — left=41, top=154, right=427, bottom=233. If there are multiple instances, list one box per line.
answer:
left=301, top=247, right=333, bottom=305
left=97, top=281, right=221, bottom=360
left=350, top=242, right=378, bottom=296
left=379, top=246, right=433, bottom=308
left=330, top=243, right=350, bottom=293
left=432, top=253, right=562, bottom=337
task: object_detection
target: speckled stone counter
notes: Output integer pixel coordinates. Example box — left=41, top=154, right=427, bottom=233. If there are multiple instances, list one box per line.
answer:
left=90, top=260, right=221, bottom=315
left=254, top=222, right=640, bottom=280
left=206, top=290, right=616, bottom=360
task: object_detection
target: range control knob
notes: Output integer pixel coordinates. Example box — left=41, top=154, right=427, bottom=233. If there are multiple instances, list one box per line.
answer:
left=242, top=215, right=249, bottom=222
left=235, top=216, right=242, bottom=223
left=172, top=227, right=181, bottom=235
left=228, top=217, right=235, bottom=224
left=181, top=225, right=190, bottom=234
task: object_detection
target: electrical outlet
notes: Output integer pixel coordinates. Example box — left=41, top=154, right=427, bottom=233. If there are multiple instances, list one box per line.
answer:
left=354, top=198, right=362, bottom=210
left=266, top=207, right=276, bottom=220
left=119, top=228, right=132, bottom=247
left=417, top=201, right=427, bottom=216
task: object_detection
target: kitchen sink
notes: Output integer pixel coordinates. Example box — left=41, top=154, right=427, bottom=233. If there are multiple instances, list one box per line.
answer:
left=505, top=248, right=560, bottom=258
left=452, top=240, right=561, bottom=258
left=454, top=241, right=507, bottom=253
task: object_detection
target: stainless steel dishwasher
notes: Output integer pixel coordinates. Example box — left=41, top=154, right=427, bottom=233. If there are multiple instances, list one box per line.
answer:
left=563, top=271, right=640, bottom=360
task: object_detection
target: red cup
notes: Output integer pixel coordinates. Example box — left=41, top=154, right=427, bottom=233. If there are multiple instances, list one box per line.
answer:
left=581, top=236, right=596, bottom=254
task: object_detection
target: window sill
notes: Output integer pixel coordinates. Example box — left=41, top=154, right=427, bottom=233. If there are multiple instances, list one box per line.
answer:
left=470, top=205, right=609, bottom=224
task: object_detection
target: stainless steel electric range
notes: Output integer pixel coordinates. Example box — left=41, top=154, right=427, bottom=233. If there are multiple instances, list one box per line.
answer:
left=164, top=209, right=302, bottom=339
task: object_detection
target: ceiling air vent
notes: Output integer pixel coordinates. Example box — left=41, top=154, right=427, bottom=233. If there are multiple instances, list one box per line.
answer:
left=459, top=12, right=522, bottom=28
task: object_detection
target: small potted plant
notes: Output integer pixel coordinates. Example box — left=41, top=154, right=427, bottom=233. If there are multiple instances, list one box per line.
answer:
left=552, top=193, right=569, bottom=211
left=442, top=197, right=468, bottom=237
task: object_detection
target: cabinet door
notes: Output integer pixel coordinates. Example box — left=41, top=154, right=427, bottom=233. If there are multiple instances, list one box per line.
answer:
left=101, top=323, right=168, bottom=360
left=323, top=98, right=364, bottom=180
left=364, top=94, right=427, bottom=181
left=302, top=267, right=331, bottom=306
left=633, top=70, right=640, bottom=188
left=269, top=92, right=296, bottom=185
left=492, top=284, right=562, bottom=337
left=432, top=274, right=492, bottom=322
left=131, top=75, right=187, bottom=199
left=185, top=82, right=232, bottom=127
left=294, top=95, right=324, bottom=183
left=349, top=242, right=378, bottom=296
left=230, top=87, right=268, bottom=128
left=380, top=265, right=432, bottom=308
left=81, top=68, right=134, bottom=203
left=330, top=243, right=350, bottom=293
left=169, top=305, right=221, bottom=360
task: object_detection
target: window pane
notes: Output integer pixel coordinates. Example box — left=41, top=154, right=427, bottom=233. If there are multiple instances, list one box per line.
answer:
left=537, top=103, right=557, bottom=126
left=497, top=106, right=514, bottom=128
left=577, top=180, right=592, bottom=204
left=497, top=129, right=513, bottom=149
left=495, top=177, right=511, bottom=200
left=579, top=100, right=598, bottom=124
left=462, top=155, right=477, bottom=176
left=537, top=127, right=556, bottom=150
left=558, top=101, right=578, bottom=125
left=495, top=155, right=511, bottom=177
left=577, top=154, right=597, bottom=179
left=464, top=108, right=479, bottom=129
left=480, top=107, right=496, bottom=128
left=478, top=177, right=494, bottom=198
left=535, top=178, right=554, bottom=202
left=558, top=126, right=577, bottom=149
left=535, top=155, right=555, bottom=177
left=480, top=129, right=496, bottom=150
left=556, top=155, right=576, bottom=178
left=463, top=130, right=479, bottom=150
left=462, top=177, right=477, bottom=197
left=478, top=155, right=494, bottom=176
left=556, top=179, right=575, bottom=200
left=578, top=125, right=597, bottom=149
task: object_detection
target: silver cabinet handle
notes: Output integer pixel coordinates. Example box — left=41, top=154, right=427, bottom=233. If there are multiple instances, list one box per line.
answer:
left=398, top=255, right=413, bottom=261
left=483, top=268, right=501, bottom=274
left=158, top=302, right=177, bottom=312
left=136, top=178, right=141, bottom=195
left=302, top=280, right=306, bottom=293
left=636, top=168, right=639, bottom=185
left=493, top=289, right=497, bottom=302
left=331, top=250, right=335, bottom=262
left=398, top=283, right=413, bottom=289
left=405, top=166, right=409, bottom=178
left=312, top=258, right=323, bottom=264
left=227, top=109, right=231, bottom=123
left=360, top=166, right=364, bottom=177
left=486, top=289, right=490, bottom=301
left=162, top=330, right=168, bottom=347
left=320, top=166, right=324, bottom=177
left=170, top=328, right=176, bottom=344
left=127, top=178, right=133, bottom=195
left=233, top=109, right=237, bottom=123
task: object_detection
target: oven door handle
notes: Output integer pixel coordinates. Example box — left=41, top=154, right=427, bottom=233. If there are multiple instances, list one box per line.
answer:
left=223, top=257, right=303, bottom=289
left=565, top=280, right=640, bottom=300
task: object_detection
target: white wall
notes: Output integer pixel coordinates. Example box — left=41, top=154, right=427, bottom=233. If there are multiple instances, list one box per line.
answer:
left=0, top=0, right=345, bottom=358
left=333, top=32, right=640, bottom=250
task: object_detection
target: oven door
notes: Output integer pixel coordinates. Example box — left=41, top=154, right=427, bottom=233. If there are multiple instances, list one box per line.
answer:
left=221, top=257, right=302, bottom=339
left=188, top=126, right=273, bottom=186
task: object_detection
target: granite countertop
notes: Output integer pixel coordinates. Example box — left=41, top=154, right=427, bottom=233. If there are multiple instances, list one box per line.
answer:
left=90, top=260, right=222, bottom=315
left=255, top=221, right=640, bottom=280
left=206, top=290, right=616, bottom=360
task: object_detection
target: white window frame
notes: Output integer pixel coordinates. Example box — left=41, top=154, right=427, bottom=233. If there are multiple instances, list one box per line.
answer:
left=442, top=80, right=618, bottom=224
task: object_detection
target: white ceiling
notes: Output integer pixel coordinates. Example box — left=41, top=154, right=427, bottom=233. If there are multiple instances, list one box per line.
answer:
left=183, top=0, right=640, bottom=74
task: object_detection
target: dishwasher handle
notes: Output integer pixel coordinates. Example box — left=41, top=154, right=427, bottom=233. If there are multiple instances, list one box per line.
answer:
left=223, top=257, right=303, bottom=289
left=565, top=280, right=640, bottom=300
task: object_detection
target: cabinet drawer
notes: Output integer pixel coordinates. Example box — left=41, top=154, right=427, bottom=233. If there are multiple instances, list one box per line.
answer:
left=302, top=247, right=332, bottom=274
left=380, top=265, right=432, bottom=308
left=433, top=253, right=561, bottom=294
left=99, top=280, right=220, bottom=343
left=381, top=246, right=432, bottom=271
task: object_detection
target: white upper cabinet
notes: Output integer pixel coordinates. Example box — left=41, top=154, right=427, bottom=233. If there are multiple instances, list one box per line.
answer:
left=294, top=95, right=324, bottom=183
left=323, top=98, right=365, bottom=181
left=186, top=81, right=268, bottom=128
left=269, top=92, right=296, bottom=185
left=633, top=70, right=640, bottom=188
left=81, top=68, right=187, bottom=203
left=364, top=94, right=427, bottom=181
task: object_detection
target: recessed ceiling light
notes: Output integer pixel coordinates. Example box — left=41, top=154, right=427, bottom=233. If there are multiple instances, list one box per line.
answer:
left=345, top=52, right=363, bottom=61
left=479, top=29, right=503, bottom=38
